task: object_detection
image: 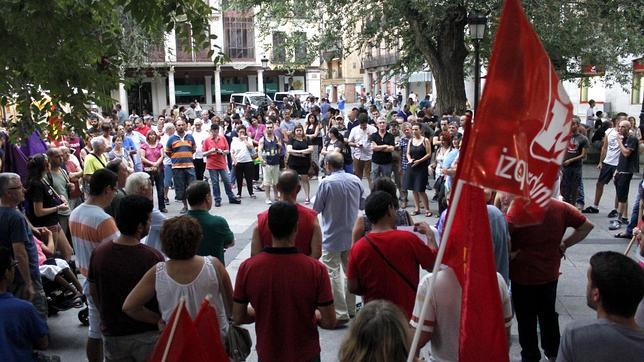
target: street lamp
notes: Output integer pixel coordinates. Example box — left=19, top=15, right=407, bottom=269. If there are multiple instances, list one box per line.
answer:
left=261, top=55, right=269, bottom=69
left=259, top=55, right=269, bottom=93
left=468, top=12, right=487, bottom=114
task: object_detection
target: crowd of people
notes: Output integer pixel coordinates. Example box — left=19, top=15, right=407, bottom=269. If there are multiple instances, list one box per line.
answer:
left=0, top=95, right=643, bottom=362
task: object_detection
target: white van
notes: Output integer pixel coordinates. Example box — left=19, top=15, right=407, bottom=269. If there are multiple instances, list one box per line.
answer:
left=229, top=92, right=272, bottom=112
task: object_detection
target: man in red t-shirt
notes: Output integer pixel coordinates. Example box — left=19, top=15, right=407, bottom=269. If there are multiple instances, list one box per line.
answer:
left=509, top=198, right=594, bottom=362
left=251, top=169, right=322, bottom=258
left=233, top=201, right=336, bottom=362
left=347, top=191, right=437, bottom=318
left=202, top=124, right=240, bottom=207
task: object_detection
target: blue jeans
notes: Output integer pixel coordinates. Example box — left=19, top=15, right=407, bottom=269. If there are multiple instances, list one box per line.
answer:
left=172, top=167, right=195, bottom=201
left=208, top=169, right=236, bottom=203
left=626, top=180, right=642, bottom=234
left=163, top=165, right=173, bottom=188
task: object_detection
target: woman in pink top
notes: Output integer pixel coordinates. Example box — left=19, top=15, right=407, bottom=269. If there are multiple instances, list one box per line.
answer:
left=139, top=130, right=166, bottom=212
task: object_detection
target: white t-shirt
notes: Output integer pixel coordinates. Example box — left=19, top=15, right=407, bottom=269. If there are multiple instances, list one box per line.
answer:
left=410, top=268, right=513, bottom=362
left=348, top=124, right=377, bottom=160
left=190, top=129, right=210, bottom=159
left=603, top=128, right=620, bottom=166
left=586, top=106, right=596, bottom=127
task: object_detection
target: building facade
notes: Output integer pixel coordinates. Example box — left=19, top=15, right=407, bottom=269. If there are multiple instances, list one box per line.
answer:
left=114, top=0, right=321, bottom=116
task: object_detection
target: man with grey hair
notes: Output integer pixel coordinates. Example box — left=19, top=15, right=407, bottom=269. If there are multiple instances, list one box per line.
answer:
left=84, top=136, right=109, bottom=183
left=124, top=172, right=165, bottom=254
left=0, top=173, right=48, bottom=318
left=369, top=117, right=396, bottom=186
left=313, top=152, right=366, bottom=323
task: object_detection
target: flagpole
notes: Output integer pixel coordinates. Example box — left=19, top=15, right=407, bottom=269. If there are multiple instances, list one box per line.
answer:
left=162, top=297, right=186, bottom=362
left=407, top=179, right=465, bottom=362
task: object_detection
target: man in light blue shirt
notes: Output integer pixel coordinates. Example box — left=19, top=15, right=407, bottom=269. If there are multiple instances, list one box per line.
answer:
left=313, top=152, right=365, bottom=322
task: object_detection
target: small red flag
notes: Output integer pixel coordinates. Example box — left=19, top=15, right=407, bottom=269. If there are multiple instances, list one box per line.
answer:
left=459, top=0, right=574, bottom=225
left=148, top=300, right=208, bottom=362
left=194, top=298, right=228, bottom=361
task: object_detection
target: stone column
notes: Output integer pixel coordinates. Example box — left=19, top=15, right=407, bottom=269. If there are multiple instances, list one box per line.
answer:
left=204, top=75, right=213, bottom=105
left=257, top=68, right=265, bottom=93
left=214, top=69, right=222, bottom=113
left=168, top=66, right=176, bottom=106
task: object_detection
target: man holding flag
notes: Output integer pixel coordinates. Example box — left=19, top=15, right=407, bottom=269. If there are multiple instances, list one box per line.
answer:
left=407, top=0, right=583, bottom=361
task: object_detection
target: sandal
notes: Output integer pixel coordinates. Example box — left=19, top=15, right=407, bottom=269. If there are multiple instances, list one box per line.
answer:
left=424, top=211, right=433, bottom=217
left=411, top=210, right=421, bottom=216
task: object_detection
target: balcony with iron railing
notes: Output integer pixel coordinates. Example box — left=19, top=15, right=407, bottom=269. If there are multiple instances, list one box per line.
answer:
left=362, top=53, right=399, bottom=69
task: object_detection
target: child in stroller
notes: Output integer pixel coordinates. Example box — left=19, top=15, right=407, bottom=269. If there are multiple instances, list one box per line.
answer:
left=34, top=228, right=87, bottom=321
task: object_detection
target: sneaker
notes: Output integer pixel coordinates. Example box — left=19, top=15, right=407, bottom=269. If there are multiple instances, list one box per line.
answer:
left=215, top=201, right=221, bottom=207
left=180, top=207, right=188, bottom=214
left=160, top=208, right=168, bottom=213
left=582, top=206, right=599, bottom=214
left=265, top=199, right=272, bottom=205
left=229, top=198, right=241, bottom=204
left=620, top=217, right=629, bottom=225
left=608, top=219, right=622, bottom=230
left=608, top=209, right=619, bottom=218
left=164, top=197, right=170, bottom=205
left=250, top=194, right=257, bottom=199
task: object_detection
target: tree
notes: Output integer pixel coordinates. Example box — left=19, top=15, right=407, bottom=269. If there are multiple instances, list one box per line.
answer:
left=0, top=0, right=215, bottom=140
left=228, top=0, right=643, bottom=114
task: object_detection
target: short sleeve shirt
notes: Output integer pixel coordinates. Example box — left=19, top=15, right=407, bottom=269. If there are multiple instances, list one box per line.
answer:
left=233, top=248, right=333, bottom=362
left=0, top=293, right=48, bottom=362
left=370, top=131, right=395, bottom=164
left=0, top=207, right=39, bottom=280
left=187, top=210, right=234, bottom=264
left=88, top=242, right=164, bottom=336
left=616, top=135, right=639, bottom=173
left=203, top=135, right=230, bottom=170
left=509, top=199, right=586, bottom=284
left=25, top=180, right=59, bottom=227
left=564, top=133, right=588, bottom=169
left=347, top=230, right=436, bottom=318
left=557, top=319, right=644, bottom=362
left=83, top=153, right=108, bottom=176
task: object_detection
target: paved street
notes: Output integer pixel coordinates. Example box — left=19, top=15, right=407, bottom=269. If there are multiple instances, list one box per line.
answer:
left=45, top=164, right=640, bottom=361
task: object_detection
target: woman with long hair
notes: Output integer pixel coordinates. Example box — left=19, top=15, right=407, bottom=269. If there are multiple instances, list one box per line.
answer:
left=406, top=123, right=433, bottom=217
left=25, top=153, right=74, bottom=262
left=338, top=300, right=414, bottom=362
left=230, top=125, right=256, bottom=199
left=305, top=113, right=322, bottom=175
left=287, top=124, right=313, bottom=203
left=140, top=130, right=167, bottom=212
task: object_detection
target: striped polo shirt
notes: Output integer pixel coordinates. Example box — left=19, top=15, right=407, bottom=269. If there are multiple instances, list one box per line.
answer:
left=165, top=133, right=196, bottom=169
left=69, top=203, right=120, bottom=277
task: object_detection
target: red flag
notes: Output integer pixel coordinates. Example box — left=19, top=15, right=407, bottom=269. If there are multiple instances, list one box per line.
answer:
left=148, top=300, right=208, bottom=362
left=194, top=298, right=228, bottom=361
left=459, top=0, right=574, bottom=225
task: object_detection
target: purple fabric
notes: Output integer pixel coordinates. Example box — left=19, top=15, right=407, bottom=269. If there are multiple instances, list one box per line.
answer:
left=19, top=131, right=47, bottom=158
left=1, top=134, right=29, bottom=182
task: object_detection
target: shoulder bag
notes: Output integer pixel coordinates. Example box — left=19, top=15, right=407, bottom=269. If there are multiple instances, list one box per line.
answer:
left=364, top=234, right=416, bottom=292
left=213, top=259, right=252, bottom=361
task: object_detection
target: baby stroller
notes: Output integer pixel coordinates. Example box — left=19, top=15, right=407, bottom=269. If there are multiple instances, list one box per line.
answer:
left=41, top=260, right=89, bottom=326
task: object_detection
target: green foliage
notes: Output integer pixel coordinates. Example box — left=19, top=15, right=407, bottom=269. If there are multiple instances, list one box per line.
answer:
left=228, top=0, right=643, bottom=113
left=0, top=0, right=214, bottom=142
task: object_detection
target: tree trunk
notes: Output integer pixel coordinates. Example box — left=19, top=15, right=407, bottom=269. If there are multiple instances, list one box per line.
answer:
left=413, top=5, right=468, bottom=115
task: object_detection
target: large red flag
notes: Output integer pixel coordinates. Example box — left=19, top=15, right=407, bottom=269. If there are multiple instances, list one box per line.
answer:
left=459, top=0, right=574, bottom=225
left=148, top=300, right=208, bottom=362
left=194, top=298, right=228, bottom=361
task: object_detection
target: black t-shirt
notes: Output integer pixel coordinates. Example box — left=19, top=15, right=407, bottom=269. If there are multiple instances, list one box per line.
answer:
left=617, top=135, right=639, bottom=173
left=288, top=138, right=311, bottom=168
left=370, top=132, right=395, bottom=165
left=564, top=133, right=588, bottom=169
left=26, top=179, right=59, bottom=227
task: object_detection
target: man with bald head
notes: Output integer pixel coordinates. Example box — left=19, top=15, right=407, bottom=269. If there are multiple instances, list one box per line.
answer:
left=251, top=169, right=321, bottom=258
left=611, top=120, right=639, bottom=228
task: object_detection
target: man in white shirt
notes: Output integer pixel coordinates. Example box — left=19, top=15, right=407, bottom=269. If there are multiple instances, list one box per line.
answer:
left=347, top=115, right=377, bottom=188
left=190, top=119, right=210, bottom=181
left=410, top=267, right=513, bottom=362
left=583, top=114, right=627, bottom=215
left=586, top=99, right=597, bottom=128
